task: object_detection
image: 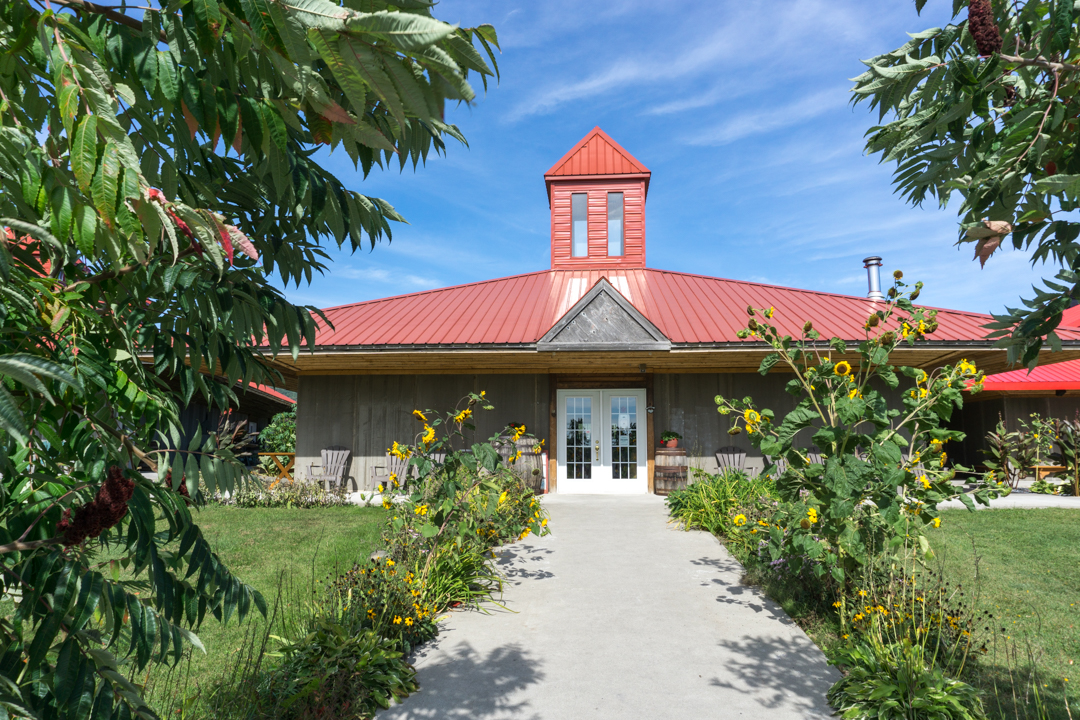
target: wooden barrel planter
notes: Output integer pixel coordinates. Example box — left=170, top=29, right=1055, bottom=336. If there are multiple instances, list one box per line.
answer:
left=499, top=436, right=546, bottom=495
left=654, top=447, right=687, bottom=495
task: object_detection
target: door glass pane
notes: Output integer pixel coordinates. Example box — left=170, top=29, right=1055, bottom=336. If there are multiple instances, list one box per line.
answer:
left=610, top=396, right=637, bottom=479
left=565, top=396, right=592, bottom=479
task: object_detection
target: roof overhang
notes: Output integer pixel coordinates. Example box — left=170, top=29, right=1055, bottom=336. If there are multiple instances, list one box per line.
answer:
left=260, top=345, right=1080, bottom=392
left=543, top=172, right=652, bottom=205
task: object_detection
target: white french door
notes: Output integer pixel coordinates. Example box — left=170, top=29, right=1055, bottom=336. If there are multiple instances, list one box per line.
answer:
left=556, top=389, right=647, bottom=494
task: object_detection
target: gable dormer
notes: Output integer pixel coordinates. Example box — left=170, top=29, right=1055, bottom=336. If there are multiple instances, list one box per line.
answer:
left=545, top=128, right=650, bottom=270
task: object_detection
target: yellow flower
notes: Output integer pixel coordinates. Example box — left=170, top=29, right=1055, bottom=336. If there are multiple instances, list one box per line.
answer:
left=413, top=409, right=427, bottom=422
left=858, top=590, right=868, bottom=597
left=806, top=508, right=818, bottom=524
left=733, top=514, right=747, bottom=527
left=382, top=498, right=393, bottom=510
left=541, top=518, right=548, bottom=527
left=377, top=483, right=385, bottom=493
left=743, top=408, right=760, bottom=425
left=390, top=473, right=399, bottom=488
left=414, top=504, right=428, bottom=516
left=386, top=559, right=395, bottom=567
left=919, top=475, right=931, bottom=489
left=453, top=408, right=472, bottom=424
left=848, top=388, right=862, bottom=400
left=834, top=361, right=851, bottom=377
left=764, top=306, right=775, bottom=318
left=480, top=390, right=486, bottom=397
left=421, top=424, right=435, bottom=444
left=498, top=491, right=508, bottom=505
left=367, top=609, right=376, bottom=619
left=393, top=616, right=402, bottom=625
left=519, top=528, right=531, bottom=541
left=932, top=517, right=941, bottom=528
left=405, top=617, right=414, bottom=626
left=833, top=601, right=842, bottom=608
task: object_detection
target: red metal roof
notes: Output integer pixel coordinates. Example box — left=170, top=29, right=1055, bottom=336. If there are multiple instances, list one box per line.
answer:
left=980, top=360, right=1080, bottom=391
left=247, top=383, right=296, bottom=404
left=311, top=268, right=1079, bottom=348
left=545, top=127, right=650, bottom=178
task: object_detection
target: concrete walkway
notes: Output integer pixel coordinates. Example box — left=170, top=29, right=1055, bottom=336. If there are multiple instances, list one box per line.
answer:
left=380, top=494, right=838, bottom=719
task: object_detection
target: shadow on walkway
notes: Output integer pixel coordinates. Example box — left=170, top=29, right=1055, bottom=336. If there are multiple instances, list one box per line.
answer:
left=380, top=642, right=545, bottom=719
left=709, top=634, right=837, bottom=716
left=496, top=542, right=555, bottom=585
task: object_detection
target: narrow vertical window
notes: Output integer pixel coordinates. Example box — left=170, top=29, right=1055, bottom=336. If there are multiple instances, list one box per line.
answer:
left=571, top=193, right=588, bottom=257
left=607, top=192, right=624, bottom=256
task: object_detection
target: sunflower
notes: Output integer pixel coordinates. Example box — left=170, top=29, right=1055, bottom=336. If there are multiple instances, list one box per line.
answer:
left=743, top=408, right=760, bottom=424
left=412, top=409, right=428, bottom=422
left=833, top=361, right=852, bottom=377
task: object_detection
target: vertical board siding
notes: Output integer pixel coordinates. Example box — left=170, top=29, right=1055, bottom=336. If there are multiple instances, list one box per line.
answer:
left=550, top=180, right=646, bottom=270
left=297, top=374, right=551, bottom=490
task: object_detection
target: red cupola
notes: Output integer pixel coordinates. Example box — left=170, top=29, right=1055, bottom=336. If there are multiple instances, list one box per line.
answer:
left=545, top=128, right=650, bottom=270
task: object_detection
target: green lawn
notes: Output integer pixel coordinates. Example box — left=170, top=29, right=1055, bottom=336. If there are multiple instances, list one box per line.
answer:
left=931, top=508, right=1080, bottom=719
left=146, top=504, right=386, bottom=710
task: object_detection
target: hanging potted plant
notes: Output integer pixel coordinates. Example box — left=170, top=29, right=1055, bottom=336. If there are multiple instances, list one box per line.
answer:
left=661, top=431, right=682, bottom=448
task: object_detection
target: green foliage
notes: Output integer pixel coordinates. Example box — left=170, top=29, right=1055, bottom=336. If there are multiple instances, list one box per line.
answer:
left=984, top=416, right=1040, bottom=488
left=828, top=641, right=987, bottom=720
left=0, top=0, right=498, bottom=714
left=257, top=619, right=418, bottom=719
left=852, top=1, right=1080, bottom=366
left=666, top=468, right=777, bottom=546
left=229, top=477, right=352, bottom=508
left=1049, top=414, right=1080, bottom=496
left=715, top=277, right=1007, bottom=587
left=260, top=406, right=297, bottom=454
left=660, top=430, right=682, bottom=442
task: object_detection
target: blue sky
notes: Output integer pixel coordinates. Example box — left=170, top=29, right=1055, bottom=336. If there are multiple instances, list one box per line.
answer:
left=281, top=0, right=1052, bottom=316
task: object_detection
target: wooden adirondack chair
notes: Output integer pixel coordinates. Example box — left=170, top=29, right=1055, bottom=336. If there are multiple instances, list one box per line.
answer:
left=763, top=455, right=788, bottom=478
left=308, top=446, right=350, bottom=489
left=715, top=446, right=747, bottom=473
left=370, top=452, right=412, bottom=492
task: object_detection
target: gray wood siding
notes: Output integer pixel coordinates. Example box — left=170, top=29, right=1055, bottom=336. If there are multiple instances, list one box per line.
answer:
left=297, top=374, right=550, bottom=490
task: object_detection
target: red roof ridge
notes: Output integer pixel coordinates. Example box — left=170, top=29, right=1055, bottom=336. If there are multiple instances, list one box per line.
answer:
left=639, top=267, right=996, bottom=321
left=544, top=127, right=650, bottom=177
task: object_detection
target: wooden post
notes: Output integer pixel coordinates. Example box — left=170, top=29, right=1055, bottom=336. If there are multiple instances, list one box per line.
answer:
left=646, top=372, right=655, bottom=494
left=548, top=373, right=558, bottom=493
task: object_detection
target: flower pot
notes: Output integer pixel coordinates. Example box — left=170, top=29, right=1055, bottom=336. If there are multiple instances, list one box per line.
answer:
left=664, top=439, right=679, bottom=448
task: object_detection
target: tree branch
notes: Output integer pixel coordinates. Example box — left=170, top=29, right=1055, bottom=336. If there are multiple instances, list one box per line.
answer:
left=0, top=538, right=63, bottom=555
left=50, top=0, right=167, bottom=42
left=1000, top=54, right=1080, bottom=75
left=61, top=247, right=198, bottom=293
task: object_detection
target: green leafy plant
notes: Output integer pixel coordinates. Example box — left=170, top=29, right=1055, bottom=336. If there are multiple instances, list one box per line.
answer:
left=852, top=0, right=1080, bottom=365
left=714, top=276, right=1007, bottom=587
left=666, top=468, right=777, bottom=547
left=1050, top=414, right=1080, bottom=496
left=827, top=640, right=987, bottom=720
left=660, top=431, right=682, bottom=442
left=259, top=405, right=297, bottom=475
left=0, top=0, right=500, bottom=714
left=984, top=417, right=1040, bottom=489
left=1029, top=476, right=1064, bottom=495
left=229, top=477, right=352, bottom=509
left=257, top=619, right=418, bottom=719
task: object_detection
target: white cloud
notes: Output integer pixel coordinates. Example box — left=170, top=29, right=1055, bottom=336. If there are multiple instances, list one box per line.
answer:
left=687, top=89, right=849, bottom=146
left=337, top=266, right=442, bottom=289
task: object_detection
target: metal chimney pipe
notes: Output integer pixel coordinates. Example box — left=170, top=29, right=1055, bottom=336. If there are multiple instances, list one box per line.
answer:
left=863, top=256, right=885, bottom=301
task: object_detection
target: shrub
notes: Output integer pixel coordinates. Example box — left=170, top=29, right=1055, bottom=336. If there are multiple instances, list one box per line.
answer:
left=259, top=406, right=297, bottom=475
left=227, top=477, right=351, bottom=509
left=327, top=557, right=439, bottom=654
left=666, top=468, right=777, bottom=546
left=256, top=618, right=418, bottom=719
left=827, top=641, right=987, bottom=720
left=714, top=277, right=1007, bottom=587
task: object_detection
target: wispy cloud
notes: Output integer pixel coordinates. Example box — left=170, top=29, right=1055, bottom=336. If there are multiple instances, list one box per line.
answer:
left=687, top=89, right=849, bottom=146
left=337, top=266, right=442, bottom=289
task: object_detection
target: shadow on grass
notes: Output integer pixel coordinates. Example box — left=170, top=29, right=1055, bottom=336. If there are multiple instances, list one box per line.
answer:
left=380, top=641, right=544, bottom=719
left=709, top=633, right=839, bottom=718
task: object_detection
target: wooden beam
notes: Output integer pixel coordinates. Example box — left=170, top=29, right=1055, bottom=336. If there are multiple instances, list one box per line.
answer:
left=646, top=372, right=655, bottom=495
left=548, top=373, right=557, bottom=494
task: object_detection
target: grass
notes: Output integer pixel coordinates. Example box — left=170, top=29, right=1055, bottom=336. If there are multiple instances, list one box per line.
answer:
left=144, top=504, right=386, bottom=710
left=930, top=508, right=1080, bottom=719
